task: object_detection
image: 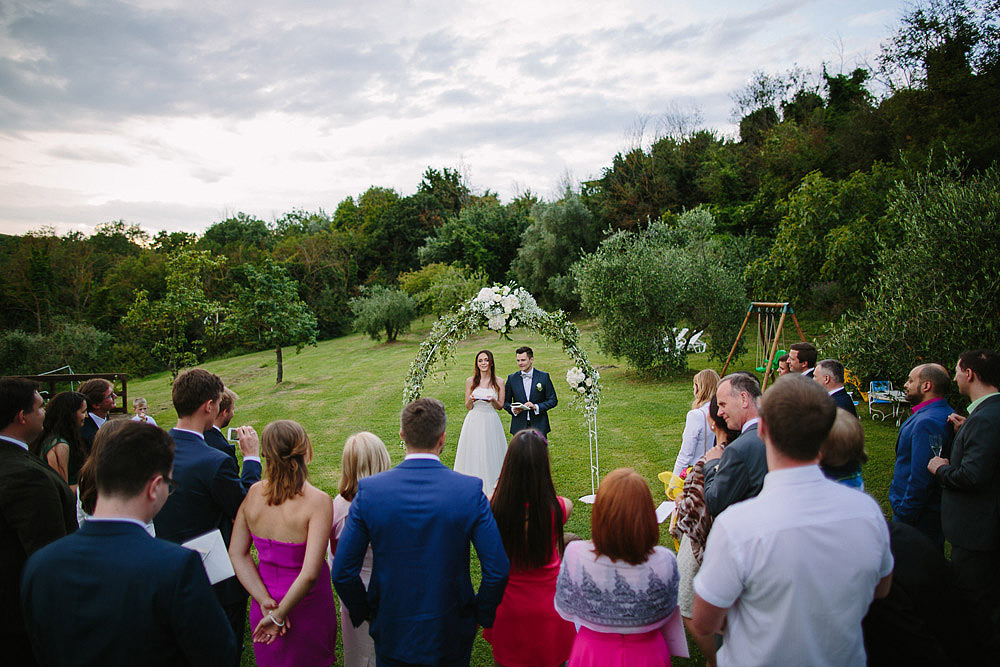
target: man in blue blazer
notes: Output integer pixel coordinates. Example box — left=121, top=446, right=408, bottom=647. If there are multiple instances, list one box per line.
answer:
left=333, top=398, right=510, bottom=667
left=503, top=346, right=558, bottom=435
left=21, top=421, right=236, bottom=666
left=153, top=369, right=257, bottom=662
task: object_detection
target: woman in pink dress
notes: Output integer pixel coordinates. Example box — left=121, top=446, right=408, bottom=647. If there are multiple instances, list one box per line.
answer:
left=230, top=420, right=337, bottom=667
left=484, top=428, right=577, bottom=667
left=555, top=468, right=681, bottom=667
left=331, top=431, right=392, bottom=667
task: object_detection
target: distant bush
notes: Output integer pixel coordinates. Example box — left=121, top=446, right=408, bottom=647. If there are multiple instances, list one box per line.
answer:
left=398, top=263, right=488, bottom=316
left=0, top=320, right=116, bottom=376
left=573, top=207, right=747, bottom=375
left=825, top=162, right=1000, bottom=383
left=350, top=286, right=417, bottom=342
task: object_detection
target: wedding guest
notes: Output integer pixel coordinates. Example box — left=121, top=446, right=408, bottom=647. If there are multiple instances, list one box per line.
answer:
left=702, top=373, right=766, bottom=516
left=1, top=378, right=76, bottom=666
left=230, top=420, right=337, bottom=666
left=777, top=353, right=790, bottom=376
left=21, top=422, right=236, bottom=667
left=332, top=431, right=391, bottom=667
left=555, top=468, right=681, bottom=667
left=788, top=342, right=818, bottom=378
left=671, top=395, right=739, bottom=666
left=131, top=397, right=157, bottom=426
left=30, top=391, right=88, bottom=489
left=671, top=369, right=719, bottom=478
left=819, top=408, right=868, bottom=489
left=485, top=429, right=576, bottom=667
left=78, top=378, right=116, bottom=453
left=76, top=419, right=155, bottom=535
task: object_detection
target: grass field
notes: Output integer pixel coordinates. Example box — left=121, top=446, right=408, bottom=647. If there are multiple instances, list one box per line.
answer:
left=128, top=316, right=903, bottom=666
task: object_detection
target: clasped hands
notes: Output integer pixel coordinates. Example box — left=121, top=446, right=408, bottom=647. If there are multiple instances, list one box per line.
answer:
left=253, top=597, right=290, bottom=644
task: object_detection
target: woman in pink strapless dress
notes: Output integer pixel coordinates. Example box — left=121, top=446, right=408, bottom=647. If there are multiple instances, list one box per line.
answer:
left=230, top=420, right=337, bottom=667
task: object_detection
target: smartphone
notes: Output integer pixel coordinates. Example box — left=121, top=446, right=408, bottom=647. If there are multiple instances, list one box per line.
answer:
left=227, top=427, right=239, bottom=441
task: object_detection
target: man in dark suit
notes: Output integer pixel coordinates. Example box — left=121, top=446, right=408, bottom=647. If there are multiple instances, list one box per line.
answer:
left=703, top=372, right=767, bottom=516
left=503, top=346, right=557, bottom=435
left=21, top=421, right=236, bottom=666
left=928, top=348, right=1000, bottom=649
left=815, top=358, right=859, bottom=417
left=153, top=369, right=255, bottom=662
left=78, top=378, right=116, bottom=454
left=0, top=378, right=77, bottom=666
left=333, top=398, right=510, bottom=667
left=788, top=342, right=818, bottom=378
left=203, top=386, right=261, bottom=652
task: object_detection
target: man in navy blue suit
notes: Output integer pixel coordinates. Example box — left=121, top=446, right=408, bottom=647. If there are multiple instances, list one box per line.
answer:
left=153, top=369, right=258, bottom=662
left=333, top=398, right=510, bottom=667
left=815, top=359, right=859, bottom=417
left=21, top=421, right=236, bottom=666
left=503, top=346, right=558, bottom=435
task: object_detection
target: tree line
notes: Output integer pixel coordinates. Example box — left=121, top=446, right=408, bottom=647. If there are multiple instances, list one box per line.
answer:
left=1, top=0, right=997, bottom=383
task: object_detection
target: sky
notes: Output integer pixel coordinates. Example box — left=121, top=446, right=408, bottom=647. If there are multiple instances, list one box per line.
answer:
left=0, top=0, right=907, bottom=236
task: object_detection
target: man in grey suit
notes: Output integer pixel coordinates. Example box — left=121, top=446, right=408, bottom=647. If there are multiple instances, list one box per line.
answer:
left=928, top=348, right=1000, bottom=650
left=703, top=372, right=767, bottom=516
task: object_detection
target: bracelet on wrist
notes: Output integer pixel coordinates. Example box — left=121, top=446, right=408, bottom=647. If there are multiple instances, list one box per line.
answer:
left=268, top=612, right=285, bottom=627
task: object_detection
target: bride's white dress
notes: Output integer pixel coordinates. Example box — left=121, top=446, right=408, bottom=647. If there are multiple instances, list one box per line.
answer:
left=454, top=386, right=508, bottom=496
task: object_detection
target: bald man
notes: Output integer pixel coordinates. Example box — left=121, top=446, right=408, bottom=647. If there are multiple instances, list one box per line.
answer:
left=889, top=363, right=953, bottom=550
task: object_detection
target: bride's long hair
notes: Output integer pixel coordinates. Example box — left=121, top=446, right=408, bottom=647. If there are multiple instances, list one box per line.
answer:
left=472, top=349, right=501, bottom=394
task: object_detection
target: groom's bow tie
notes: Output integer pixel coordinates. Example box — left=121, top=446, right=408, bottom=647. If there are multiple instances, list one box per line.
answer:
left=521, top=372, right=532, bottom=378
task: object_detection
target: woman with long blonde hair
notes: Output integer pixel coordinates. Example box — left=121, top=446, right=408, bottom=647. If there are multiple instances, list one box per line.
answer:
left=670, top=368, right=719, bottom=477
left=332, top=431, right=391, bottom=667
left=229, top=420, right=336, bottom=666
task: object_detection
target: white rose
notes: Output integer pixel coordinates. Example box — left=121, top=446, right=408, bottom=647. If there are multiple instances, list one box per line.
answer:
left=510, top=318, right=518, bottom=327
left=577, top=386, right=586, bottom=394
left=585, top=377, right=593, bottom=387
left=502, top=286, right=510, bottom=295
left=493, top=293, right=502, bottom=302
left=476, top=287, right=494, bottom=303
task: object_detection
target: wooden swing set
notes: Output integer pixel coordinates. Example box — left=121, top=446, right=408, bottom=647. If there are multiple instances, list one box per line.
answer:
left=721, top=302, right=806, bottom=391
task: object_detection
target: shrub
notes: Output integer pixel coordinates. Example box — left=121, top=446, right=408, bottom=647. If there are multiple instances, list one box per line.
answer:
left=350, top=286, right=417, bottom=342
left=398, top=263, right=488, bottom=316
left=824, top=161, right=1000, bottom=384
left=573, top=207, right=747, bottom=375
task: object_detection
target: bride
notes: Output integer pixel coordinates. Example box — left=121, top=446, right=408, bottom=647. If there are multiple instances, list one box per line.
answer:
left=454, top=350, right=509, bottom=496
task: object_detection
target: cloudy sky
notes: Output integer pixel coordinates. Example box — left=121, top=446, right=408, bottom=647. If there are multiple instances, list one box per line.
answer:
left=0, top=0, right=905, bottom=236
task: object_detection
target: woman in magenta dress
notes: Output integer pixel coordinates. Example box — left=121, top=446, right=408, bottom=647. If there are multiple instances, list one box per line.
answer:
left=555, top=468, right=682, bottom=667
left=484, top=428, right=577, bottom=667
left=230, top=420, right=337, bottom=667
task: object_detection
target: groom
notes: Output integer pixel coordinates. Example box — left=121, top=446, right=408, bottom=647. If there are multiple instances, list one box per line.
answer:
left=504, top=346, right=558, bottom=435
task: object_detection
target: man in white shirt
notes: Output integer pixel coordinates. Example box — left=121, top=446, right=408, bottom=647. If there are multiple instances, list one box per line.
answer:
left=692, top=374, right=893, bottom=667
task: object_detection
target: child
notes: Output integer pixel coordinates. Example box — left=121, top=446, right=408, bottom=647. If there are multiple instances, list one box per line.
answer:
left=130, top=397, right=157, bottom=427
left=819, top=409, right=866, bottom=489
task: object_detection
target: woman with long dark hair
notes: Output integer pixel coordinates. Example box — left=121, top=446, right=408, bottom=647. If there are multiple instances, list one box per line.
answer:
left=229, top=420, right=336, bottom=666
left=31, top=391, right=87, bottom=489
left=484, top=429, right=576, bottom=667
left=556, top=468, right=681, bottom=666
left=453, top=349, right=508, bottom=496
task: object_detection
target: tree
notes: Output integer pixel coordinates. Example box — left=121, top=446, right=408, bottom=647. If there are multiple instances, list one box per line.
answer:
left=398, top=263, right=488, bottom=316
left=224, top=259, right=318, bottom=384
left=349, top=286, right=416, bottom=342
left=825, top=160, right=1000, bottom=384
left=511, top=191, right=600, bottom=310
left=122, top=249, right=225, bottom=378
left=418, top=201, right=530, bottom=282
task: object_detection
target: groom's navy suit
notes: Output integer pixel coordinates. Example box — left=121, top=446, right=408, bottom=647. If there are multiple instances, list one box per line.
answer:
left=333, top=456, right=510, bottom=666
left=503, top=368, right=557, bottom=435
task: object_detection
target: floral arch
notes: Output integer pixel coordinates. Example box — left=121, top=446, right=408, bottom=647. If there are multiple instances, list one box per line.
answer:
left=403, top=284, right=603, bottom=500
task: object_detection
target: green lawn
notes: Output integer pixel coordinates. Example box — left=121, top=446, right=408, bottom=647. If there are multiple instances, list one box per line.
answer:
left=128, top=316, right=902, bottom=666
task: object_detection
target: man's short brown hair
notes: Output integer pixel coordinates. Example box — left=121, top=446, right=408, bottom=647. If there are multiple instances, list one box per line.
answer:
left=218, top=388, right=238, bottom=413
left=759, top=375, right=837, bottom=461
left=171, top=369, right=224, bottom=418
left=400, top=398, right=446, bottom=450
left=78, top=378, right=112, bottom=410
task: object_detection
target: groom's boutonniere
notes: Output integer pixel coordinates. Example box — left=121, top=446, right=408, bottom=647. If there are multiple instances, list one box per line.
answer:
left=536, top=382, right=543, bottom=392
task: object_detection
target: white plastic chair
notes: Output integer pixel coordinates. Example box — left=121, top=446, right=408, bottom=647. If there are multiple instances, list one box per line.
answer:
left=686, top=330, right=706, bottom=353
left=674, top=327, right=690, bottom=351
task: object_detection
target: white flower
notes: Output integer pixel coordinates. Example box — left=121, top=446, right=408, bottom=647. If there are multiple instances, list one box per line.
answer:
left=487, top=315, right=505, bottom=330
left=476, top=287, right=495, bottom=303
left=537, top=382, right=543, bottom=391
left=510, top=318, right=518, bottom=327
left=577, top=386, right=586, bottom=394
left=585, top=377, right=593, bottom=387
left=501, top=285, right=510, bottom=295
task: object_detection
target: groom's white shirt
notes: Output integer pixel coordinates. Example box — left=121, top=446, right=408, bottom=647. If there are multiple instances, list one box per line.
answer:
left=521, top=371, right=539, bottom=415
